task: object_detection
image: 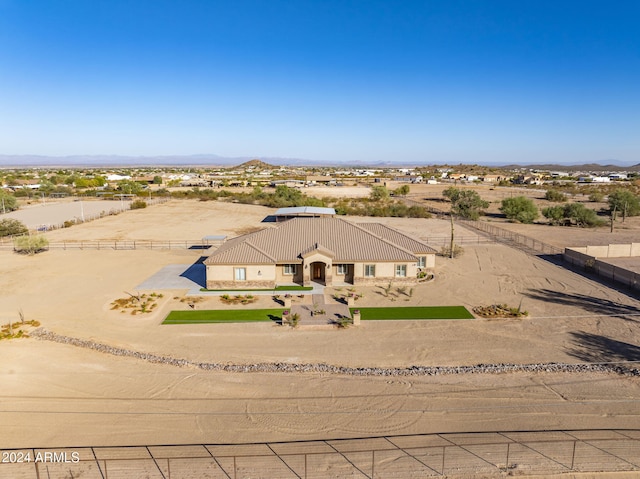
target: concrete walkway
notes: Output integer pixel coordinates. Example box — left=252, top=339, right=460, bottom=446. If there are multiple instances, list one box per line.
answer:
left=291, top=293, right=351, bottom=326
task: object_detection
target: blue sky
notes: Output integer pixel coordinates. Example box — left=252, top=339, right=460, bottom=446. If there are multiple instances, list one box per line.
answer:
left=0, top=0, right=638, bottom=165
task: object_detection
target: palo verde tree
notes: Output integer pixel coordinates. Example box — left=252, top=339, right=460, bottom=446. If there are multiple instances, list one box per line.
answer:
left=500, top=196, right=539, bottom=224
left=608, top=188, right=640, bottom=223
left=0, top=218, right=28, bottom=237
left=443, top=187, right=489, bottom=220
left=442, top=187, right=489, bottom=258
left=370, top=185, right=390, bottom=201
left=0, top=190, right=19, bottom=213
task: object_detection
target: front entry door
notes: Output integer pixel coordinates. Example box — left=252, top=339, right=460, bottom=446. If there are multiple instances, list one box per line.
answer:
left=313, top=263, right=323, bottom=280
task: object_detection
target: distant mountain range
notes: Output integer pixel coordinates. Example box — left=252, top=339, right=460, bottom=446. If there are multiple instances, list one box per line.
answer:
left=500, top=163, right=640, bottom=172
left=0, top=154, right=638, bottom=171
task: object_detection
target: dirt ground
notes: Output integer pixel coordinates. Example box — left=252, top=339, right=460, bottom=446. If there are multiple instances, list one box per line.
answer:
left=2, top=199, right=640, bottom=451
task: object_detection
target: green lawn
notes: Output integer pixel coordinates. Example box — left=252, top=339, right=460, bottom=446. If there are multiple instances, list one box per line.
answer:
left=350, top=306, right=474, bottom=320
left=199, top=286, right=313, bottom=292
left=163, top=309, right=283, bottom=324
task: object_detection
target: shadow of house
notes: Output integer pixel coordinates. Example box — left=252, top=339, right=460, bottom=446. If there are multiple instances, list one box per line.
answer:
left=180, top=256, right=207, bottom=288
left=567, top=331, right=640, bottom=363
left=523, top=288, right=640, bottom=321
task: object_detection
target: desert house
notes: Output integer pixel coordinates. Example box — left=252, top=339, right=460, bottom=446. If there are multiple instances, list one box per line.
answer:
left=204, top=216, right=436, bottom=289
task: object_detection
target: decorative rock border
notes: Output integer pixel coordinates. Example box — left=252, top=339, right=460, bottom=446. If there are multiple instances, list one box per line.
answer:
left=31, top=328, right=640, bottom=377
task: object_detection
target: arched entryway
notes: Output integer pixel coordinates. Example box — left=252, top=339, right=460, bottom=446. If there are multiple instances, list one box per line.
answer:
left=310, top=261, right=327, bottom=284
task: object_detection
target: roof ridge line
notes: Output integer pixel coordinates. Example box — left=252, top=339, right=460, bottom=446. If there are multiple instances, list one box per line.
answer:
left=368, top=222, right=433, bottom=248
left=345, top=219, right=418, bottom=258
left=245, top=240, right=277, bottom=262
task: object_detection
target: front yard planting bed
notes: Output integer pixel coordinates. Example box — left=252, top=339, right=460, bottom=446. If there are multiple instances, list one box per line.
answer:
left=351, top=306, right=474, bottom=320
left=163, top=309, right=283, bottom=324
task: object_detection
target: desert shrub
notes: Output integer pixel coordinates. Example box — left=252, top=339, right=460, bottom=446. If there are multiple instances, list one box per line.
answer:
left=0, top=218, right=28, bottom=237
left=0, top=191, right=19, bottom=211
left=545, top=190, right=567, bottom=202
left=588, top=192, right=605, bottom=202
left=500, top=196, right=539, bottom=223
left=130, top=199, right=147, bottom=209
left=439, top=244, right=464, bottom=257
left=335, top=316, right=351, bottom=328
left=13, top=235, right=49, bottom=254
left=287, top=312, right=300, bottom=327
left=543, top=203, right=604, bottom=227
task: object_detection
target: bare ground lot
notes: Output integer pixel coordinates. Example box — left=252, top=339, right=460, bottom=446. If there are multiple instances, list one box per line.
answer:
left=2, top=199, right=640, bottom=449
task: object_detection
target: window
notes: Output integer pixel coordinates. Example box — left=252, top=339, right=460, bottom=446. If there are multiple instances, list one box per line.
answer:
left=395, top=264, right=407, bottom=277
left=234, top=267, right=246, bottom=281
left=364, top=264, right=376, bottom=277
left=283, top=264, right=296, bottom=275
left=336, top=264, right=347, bottom=275
left=417, top=256, right=426, bottom=268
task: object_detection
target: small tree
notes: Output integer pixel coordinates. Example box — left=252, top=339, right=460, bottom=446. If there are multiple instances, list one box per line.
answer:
left=542, top=205, right=565, bottom=225
left=14, top=235, right=49, bottom=254
left=370, top=185, right=390, bottom=201
left=608, top=189, right=640, bottom=223
left=0, top=190, right=19, bottom=212
left=152, top=175, right=163, bottom=185
left=0, top=218, right=28, bottom=237
left=543, top=203, right=603, bottom=227
left=443, top=187, right=489, bottom=220
left=500, top=196, right=539, bottom=223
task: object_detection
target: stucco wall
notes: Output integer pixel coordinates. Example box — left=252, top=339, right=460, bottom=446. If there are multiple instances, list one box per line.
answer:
left=275, top=264, right=303, bottom=284
left=206, top=264, right=276, bottom=289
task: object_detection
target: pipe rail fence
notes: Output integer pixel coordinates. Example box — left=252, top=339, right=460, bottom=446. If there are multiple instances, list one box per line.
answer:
left=458, top=219, right=564, bottom=256
left=2, top=430, right=638, bottom=478
left=403, top=197, right=564, bottom=256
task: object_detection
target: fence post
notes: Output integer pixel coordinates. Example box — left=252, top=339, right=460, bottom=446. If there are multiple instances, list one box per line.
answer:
left=571, top=440, right=576, bottom=470
left=442, top=446, right=446, bottom=475
left=506, top=442, right=510, bottom=470
left=372, top=450, right=375, bottom=479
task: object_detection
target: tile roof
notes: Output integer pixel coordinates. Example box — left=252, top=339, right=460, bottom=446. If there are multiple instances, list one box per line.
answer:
left=205, top=217, right=430, bottom=265
left=357, top=223, right=437, bottom=254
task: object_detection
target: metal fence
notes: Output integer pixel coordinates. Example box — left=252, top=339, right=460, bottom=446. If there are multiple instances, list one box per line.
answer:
left=2, top=430, right=638, bottom=478
left=402, top=198, right=563, bottom=256
left=458, top=219, right=564, bottom=255
left=0, top=239, right=217, bottom=251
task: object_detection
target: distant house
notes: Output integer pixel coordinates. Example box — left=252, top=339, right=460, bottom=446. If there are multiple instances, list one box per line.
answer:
left=204, top=217, right=436, bottom=289
left=393, top=175, right=423, bottom=183
left=305, top=175, right=333, bottom=185
left=270, top=179, right=305, bottom=188
left=578, top=176, right=610, bottom=183
left=480, top=174, right=506, bottom=183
